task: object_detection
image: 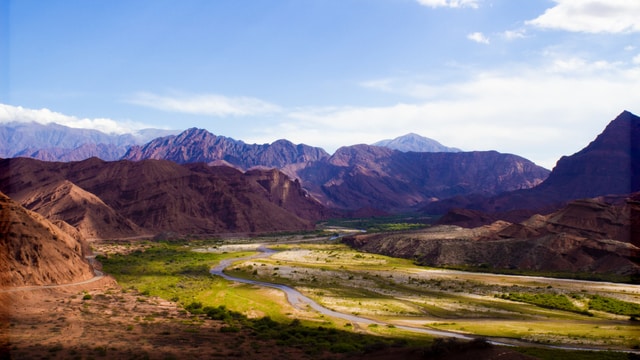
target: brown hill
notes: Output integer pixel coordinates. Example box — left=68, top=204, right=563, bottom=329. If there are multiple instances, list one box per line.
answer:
left=344, top=194, right=640, bottom=277
left=14, top=180, right=148, bottom=240
left=0, top=157, right=329, bottom=238
left=426, top=110, right=640, bottom=220
left=0, top=191, right=94, bottom=287
left=294, top=145, right=549, bottom=211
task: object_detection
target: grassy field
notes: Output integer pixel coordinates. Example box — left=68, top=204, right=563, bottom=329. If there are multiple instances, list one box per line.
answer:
left=97, top=237, right=640, bottom=357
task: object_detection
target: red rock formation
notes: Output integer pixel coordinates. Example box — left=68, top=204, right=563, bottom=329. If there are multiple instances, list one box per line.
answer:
left=0, top=191, right=94, bottom=287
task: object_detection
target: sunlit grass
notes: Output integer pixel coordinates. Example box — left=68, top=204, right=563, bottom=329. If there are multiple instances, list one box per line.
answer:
left=99, top=243, right=295, bottom=321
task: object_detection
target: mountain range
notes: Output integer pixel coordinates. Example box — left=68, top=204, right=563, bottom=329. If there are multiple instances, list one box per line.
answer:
left=1, top=110, right=638, bottom=237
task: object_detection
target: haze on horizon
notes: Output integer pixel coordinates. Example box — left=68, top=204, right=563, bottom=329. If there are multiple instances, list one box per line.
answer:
left=1, top=0, right=640, bottom=169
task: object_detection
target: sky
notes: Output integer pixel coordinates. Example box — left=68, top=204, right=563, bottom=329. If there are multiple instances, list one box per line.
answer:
left=1, top=0, right=640, bottom=169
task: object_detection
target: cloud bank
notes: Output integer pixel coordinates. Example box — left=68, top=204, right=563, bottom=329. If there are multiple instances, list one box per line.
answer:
left=128, top=92, right=282, bottom=117
left=0, top=104, right=152, bottom=134
left=528, top=0, right=640, bottom=33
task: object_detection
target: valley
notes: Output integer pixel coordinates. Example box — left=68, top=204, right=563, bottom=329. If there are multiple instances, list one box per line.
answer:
left=2, top=110, right=640, bottom=359
left=91, top=232, right=640, bottom=358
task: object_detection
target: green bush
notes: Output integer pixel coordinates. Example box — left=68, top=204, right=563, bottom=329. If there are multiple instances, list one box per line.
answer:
left=588, top=295, right=640, bottom=317
left=502, top=293, right=589, bottom=315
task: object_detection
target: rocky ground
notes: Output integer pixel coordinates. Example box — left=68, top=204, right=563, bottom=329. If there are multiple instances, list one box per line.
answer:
left=0, top=275, right=320, bottom=360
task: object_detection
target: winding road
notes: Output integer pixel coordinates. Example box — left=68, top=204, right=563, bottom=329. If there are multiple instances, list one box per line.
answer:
left=0, top=255, right=105, bottom=293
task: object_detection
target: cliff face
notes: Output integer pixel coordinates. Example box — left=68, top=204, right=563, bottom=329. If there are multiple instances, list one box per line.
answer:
left=0, top=157, right=329, bottom=238
left=0, top=191, right=94, bottom=287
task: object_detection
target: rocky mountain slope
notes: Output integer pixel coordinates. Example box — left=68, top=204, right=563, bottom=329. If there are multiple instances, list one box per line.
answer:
left=0, top=157, right=330, bottom=238
left=345, top=193, right=640, bottom=277
left=17, top=180, right=148, bottom=240
left=122, top=128, right=329, bottom=170
left=0, top=121, right=177, bottom=161
left=0, top=191, right=94, bottom=286
left=373, top=133, right=461, bottom=153
left=425, top=110, right=640, bottom=219
left=292, top=145, right=549, bottom=211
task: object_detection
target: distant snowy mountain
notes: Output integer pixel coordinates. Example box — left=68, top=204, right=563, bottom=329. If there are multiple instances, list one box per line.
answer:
left=373, top=133, right=461, bottom=153
left=0, top=122, right=178, bottom=161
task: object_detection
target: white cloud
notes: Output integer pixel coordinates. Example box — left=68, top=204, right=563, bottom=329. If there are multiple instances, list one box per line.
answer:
left=262, top=58, right=640, bottom=170
left=467, top=32, right=490, bottom=44
left=0, top=104, right=150, bottom=134
left=501, top=29, right=527, bottom=40
left=527, top=0, right=640, bottom=33
left=128, top=92, right=282, bottom=117
left=633, top=54, right=640, bottom=64
left=416, top=0, right=479, bottom=9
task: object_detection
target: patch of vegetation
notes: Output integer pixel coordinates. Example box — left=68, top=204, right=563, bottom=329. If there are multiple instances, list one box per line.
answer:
left=322, top=214, right=436, bottom=233
left=589, top=295, right=640, bottom=317
left=500, top=293, right=590, bottom=315
left=439, top=264, right=635, bottom=284
left=188, top=304, right=412, bottom=355
left=99, top=241, right=291, bottom=318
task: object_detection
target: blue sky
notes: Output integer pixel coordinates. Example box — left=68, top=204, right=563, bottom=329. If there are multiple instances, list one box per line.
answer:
left=1, top=0, right=639, bottom=169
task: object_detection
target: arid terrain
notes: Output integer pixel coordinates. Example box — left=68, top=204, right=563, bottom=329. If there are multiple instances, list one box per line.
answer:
left=2, top=239, right=544, bottom=360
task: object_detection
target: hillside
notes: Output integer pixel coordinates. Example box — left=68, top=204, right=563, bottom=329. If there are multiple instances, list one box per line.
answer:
left=425, top=110, right=640, bottom=220
left=344, top=193, right=640, bottom=277
left=293, top=145, right=549, bottom=211
left=0, top=191, right=94, bottom=287
left=17, top=180, right=148, bottom=240
left=0, top=157, right=330, bottom=238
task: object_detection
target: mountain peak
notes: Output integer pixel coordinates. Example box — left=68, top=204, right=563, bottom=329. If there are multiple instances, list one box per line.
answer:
left=372, top=133, right=461, bottom=153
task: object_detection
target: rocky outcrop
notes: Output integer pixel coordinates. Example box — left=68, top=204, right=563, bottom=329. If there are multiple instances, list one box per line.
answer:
left=122, top=128, right=329, bottom=170
left=0, top=191, right=94, bottom=287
